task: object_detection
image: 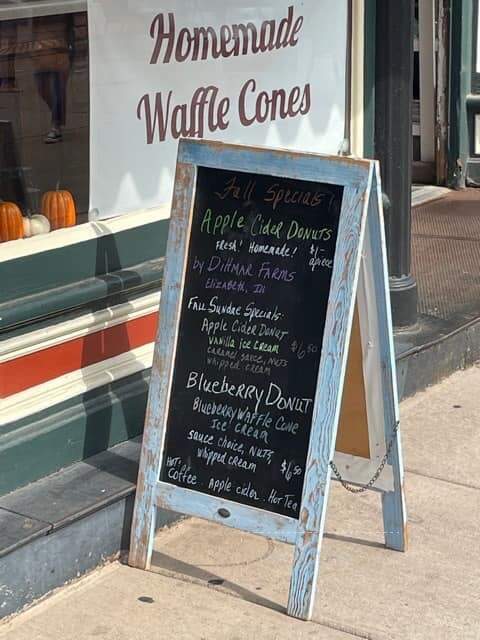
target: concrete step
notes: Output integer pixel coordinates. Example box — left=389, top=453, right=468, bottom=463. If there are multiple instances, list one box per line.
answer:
left=0, top=437, right=180, bottom=618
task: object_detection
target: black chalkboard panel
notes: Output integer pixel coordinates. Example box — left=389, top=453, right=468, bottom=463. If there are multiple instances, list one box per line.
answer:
left=160, top=166, right=343, bottom=518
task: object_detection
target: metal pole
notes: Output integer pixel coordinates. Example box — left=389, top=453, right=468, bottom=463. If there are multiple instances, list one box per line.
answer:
left=375, top=0, right=418, bottom=327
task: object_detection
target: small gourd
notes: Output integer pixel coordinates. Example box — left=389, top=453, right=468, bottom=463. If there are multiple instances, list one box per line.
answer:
left=0, top=201, right=24, bottom=242
left=23, top=214, right=51, bottom=238
left=41, top=190, right=76, bottom=230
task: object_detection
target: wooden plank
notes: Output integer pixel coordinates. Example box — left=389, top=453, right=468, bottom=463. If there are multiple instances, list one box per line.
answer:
left=287, top=176, right=371, bottom=620
left=332, top=290, right=396, bottom=488
left=128, top=161, right=197, bottom=569
left=178, top=138, right=370, bottom=187
left=367, top=166, right=408, bottom=552
left=335, top=306, right=370, bottom=459
left=156, top=481, right=298, bottom=545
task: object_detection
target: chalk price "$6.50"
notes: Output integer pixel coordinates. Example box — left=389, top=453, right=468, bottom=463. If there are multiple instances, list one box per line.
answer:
left=280, top=459, right=303, bottom=483
left=290, top=340, right=318, bottom=360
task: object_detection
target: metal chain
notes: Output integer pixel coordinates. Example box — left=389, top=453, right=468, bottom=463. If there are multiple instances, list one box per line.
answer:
left=329, top=421, right=400, bottom=494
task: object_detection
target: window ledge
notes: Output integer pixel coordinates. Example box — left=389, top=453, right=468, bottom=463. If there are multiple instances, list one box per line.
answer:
left=0, top=206, right=170, bottom=265
left=0, top=1, right=87, bottom=21
left=0, top=258, right=163, bottom=332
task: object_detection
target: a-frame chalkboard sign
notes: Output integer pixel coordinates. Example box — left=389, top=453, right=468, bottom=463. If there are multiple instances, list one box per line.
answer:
left=129, top=140, right=407, bottom=621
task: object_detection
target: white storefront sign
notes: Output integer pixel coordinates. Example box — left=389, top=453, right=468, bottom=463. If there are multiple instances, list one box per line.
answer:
left=88, top=1, right=347, bottom=219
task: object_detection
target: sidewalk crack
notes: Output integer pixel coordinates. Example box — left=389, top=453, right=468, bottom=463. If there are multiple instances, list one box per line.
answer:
left=405, top=468, right=480, bottom=491
left=310, top=616, right=386, bottom=639
left=0, top=505, right=52, bottom=528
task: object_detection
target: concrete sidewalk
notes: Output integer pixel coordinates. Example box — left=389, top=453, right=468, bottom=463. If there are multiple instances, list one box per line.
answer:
left=1, top=366, right=479, bottom=640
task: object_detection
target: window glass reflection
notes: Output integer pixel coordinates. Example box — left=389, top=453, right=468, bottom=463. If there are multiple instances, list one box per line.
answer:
left=0, top=3, right=89, bottom=243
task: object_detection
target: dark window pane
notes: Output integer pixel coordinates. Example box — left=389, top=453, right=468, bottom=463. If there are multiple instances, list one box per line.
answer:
left=0, top=7, right=89, bottom=240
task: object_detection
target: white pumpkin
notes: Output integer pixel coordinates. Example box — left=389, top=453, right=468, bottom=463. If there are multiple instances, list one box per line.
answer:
left=23, top=215, right=51, bottom=238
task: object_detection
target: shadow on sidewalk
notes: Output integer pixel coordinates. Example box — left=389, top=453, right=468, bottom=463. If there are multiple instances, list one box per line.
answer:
left=150, top=550, right=286, bottom=614
left=324, top=532, right=385, bottom=549
left=149, top=530, right=384, bottom=615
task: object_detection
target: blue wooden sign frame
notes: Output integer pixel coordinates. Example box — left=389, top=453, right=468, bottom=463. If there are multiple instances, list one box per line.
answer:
left=129, top=139, right=407, bottom=621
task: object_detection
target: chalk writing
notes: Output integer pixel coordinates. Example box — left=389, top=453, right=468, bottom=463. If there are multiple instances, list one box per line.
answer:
left=160, top=167, right=342, bottom=517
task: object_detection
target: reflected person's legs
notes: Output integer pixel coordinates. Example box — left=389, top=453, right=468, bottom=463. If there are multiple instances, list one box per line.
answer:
left=34, top=70, right=68, bottom=143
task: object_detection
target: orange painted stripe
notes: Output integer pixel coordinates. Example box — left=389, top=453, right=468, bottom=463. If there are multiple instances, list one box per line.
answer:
left=0, top=312, right=158, bottom=398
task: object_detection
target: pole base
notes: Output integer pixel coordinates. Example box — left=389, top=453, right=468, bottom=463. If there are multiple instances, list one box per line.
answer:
left=389, top=275, right=417, bottom=328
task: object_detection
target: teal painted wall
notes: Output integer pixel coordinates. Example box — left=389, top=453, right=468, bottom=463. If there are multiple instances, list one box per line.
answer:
left=0, top=370, right=150, bottom=497
left=1, top=219, right=168, bottom=313
left=1, top=218, right=168, bottom=496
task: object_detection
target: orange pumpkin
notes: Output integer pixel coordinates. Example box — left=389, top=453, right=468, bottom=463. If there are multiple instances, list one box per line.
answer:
left=41, top=190, right=76, bottom=230
left=0, top=202, right=24, bottom=242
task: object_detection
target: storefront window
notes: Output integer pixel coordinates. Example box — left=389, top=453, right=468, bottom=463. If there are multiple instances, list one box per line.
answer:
left=0, top=1, right=88, bottom=243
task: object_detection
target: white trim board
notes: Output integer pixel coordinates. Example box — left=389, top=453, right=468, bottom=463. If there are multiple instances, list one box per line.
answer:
left=0, top=292, right=160, bottom=364
left=0, top=206, right=170, bottom=264
left=0, top=343, right=154, bottom=427
left=0, top=1, right=86, bottom=21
